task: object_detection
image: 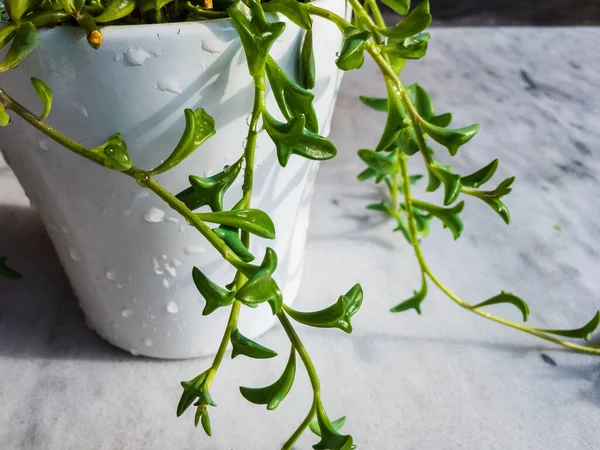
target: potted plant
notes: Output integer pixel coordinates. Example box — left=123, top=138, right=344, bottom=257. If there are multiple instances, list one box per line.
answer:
left=1, top=0, right=598, bottom=448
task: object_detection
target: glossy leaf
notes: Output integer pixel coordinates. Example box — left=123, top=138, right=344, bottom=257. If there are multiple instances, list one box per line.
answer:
left=366, top=200, right=393, bottom=216
left=0, top=256, right=21, bottom=279
left=480, top=197, right=511, bottom=225
left=336, top=27, right=370, bottom=71
left=0, top=103, right=10, bottom=127
left=93, top=0, right=136, bottom=22
left=312, top=401, right=354, bottom=450
left=470, top=177, right=514, bottom=225
left=297, top=29, right=316, bottom=90
left=429, top=112, right=453, bottom=128
left=309, top=416, right=347, bottom=438
left=263, top=112, right=336, bottom=167
left=93, top=133, right=132, bottom=172
left=239, top=347, right=296, bottom=410
left=231, top=328, right=278, bottom=359
left=31, top=77, right=52, bottom=121
left=262, top=0, right=312, bottom=30
left=0, top=24, right=17, bottom=53
left=284, top=284, right=363, bottom=333
left=381, top=0, right=409, bottom=15
left=4, top=0, right=40, bottom=20
left=176, top=161, right=242, bottom=212
left=213, top=226, right=255, bottom=262
left=177, top=371, right=215, bottom=417
left=194, top=405, right=212, bottom=436
left=461, top=159, right=499, bottom=188
left=58, top=0, right=85, bottom=15
left=228, top=0, right=286, bottom=77
left=359, top=96, right=387, bottom=112
left=390, top=274, right=427, bottom=314
left=376, top=80, right=408, bottom=152
left=425, top=165, right=441, bottom=192
left=472, top=291, right=530, bottom=322
left=377, top=0, right=431, bottom=39
left=357, top=149, right=395, bottom=176
left=411, top=208, right=432, bottom=237
left=265, top=56, right=318, bottom=133
left=357, top=167, right=377, bottom=182
left=0, top=23, right=38, bottom=73
left=235, top=248, right=283, bottom=314
left=535, top=311, right=600, bottom=341
left=406, top=83, right=434, bottom=120
left=196, top=209, right=275, bottom=239
left=432, top=163, right=461, bottom=205
left=381, top=32, right=430, bottom=60
left=420, top=120, right=479, bottom=156
left=150, top=108, right=216, bottom=175
left=396, top=128, right=420, bottom=155
left=192, top=267, right=236, bottom=315
left=412, top=199, right=465, bottom=240
left=138, top=0, right=173, bottom=12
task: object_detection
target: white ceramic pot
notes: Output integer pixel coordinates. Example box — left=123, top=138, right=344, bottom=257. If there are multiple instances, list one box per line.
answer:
left=0, top=0, right=348, bottom=358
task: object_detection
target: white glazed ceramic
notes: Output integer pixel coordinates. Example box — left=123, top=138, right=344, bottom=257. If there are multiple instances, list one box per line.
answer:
left=0, top=0, right=348, bottom=358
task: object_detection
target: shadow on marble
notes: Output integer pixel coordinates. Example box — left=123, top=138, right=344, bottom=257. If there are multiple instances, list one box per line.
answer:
left=0, top=204, right=131, bottom=361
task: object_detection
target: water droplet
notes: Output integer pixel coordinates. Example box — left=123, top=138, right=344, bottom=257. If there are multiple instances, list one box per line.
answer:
left=144, top=207, right=165, bottom=223
left=223, top=165, right=231, bottom=173
left=125, top=47, right=151, bottom=66
left=121, top=308, right=133, bottom=318
left=162, top=279, right=171, bottom=289
left=134, top=190, right=149, bottom=200
left=166, top=217, right=180, bottom=223
left=39, top=138, right=52, bottom=150
left=161, top=254, right=167, bottom=260
left=122, top=208, right=134, bottom=216
left=172, top=258, right=182, bottom=267
left=152, top=257, right=164, bottom=275
left=154, top=78, right=182, bottom=95
left=201, top=40, right=223, bottom=55
left=106, top=269, right=116, bottom=281
left=116, top=283, right=124, bottom=289
left=70, top=102, right=89, bottom=119
left=245, top=114, right=252, bottom=126
left=130, top=348, right=140, bottom=355
left=164, top=263, right=177, bottom=277
left=184, top=246, right=206, bottom=255
left=69, top=247, right=80, bottom=261
left=166, top=301, right=180, bottom=314
left=113, top=52, right=123, bottom=63
left=143, top=337, right=153, bottom=347
left=179, top=226, right=185, bottom=232
left=135, top=174, right=151, bottom=188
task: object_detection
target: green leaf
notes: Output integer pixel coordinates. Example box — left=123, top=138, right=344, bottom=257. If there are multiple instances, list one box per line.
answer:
left=406, top=83, right=434, bottom=120
left=284, top=284, right=363, bottom=333
left=461, top=159, right=499, bottom=188
left=471, top=291, right=530, bottom=322
left=412, top=199, right=465, bottom=240
left=412, top=208, right=432, bottom=237
left=336, top=26, right=370, bottom=71
left=212, top=226, right=255, bottom=262
left=409, top=174, right=423, bottom=184
left=92, top=133, right=132, bottom=172
left=309, top=416, right=347, bottom=438
left=149, top=108, right=216, bottom=175
left=0, top=23, right=39, bottom=73
left=228, top=0, right=286, bottom=77
left=196, top=209, right=275, bottom=239
left=235, top=248, right=283, bottom=314
left=376, top=79, right=408, bottom=152
left=0, top=24, right=17, bottom=53
left=429, top=112, right=452, bottom=128
left=5, top=0, right=42, bottom=20
left=357, top=167, right=376, bottom=182
left=377, top=0, right=431, bottom=39
left=359, top=96, right=387, bottom=112
left=263, top=112, right=336, bottom=167
left=262, top=0, right=312, bottom=30
left=432, top=163, right=461, bottom=205
left=0, top=256, right=21, bottom=279
left=420, top=120, right=479, bottom=156
left=381, top=0, right=409, bottom=15
left=366, top=200, right=393, bottom=216
left=58, top=0, right=85, bottom=15
left=184, top=3, right=228, bottom=19
left=192, top=267, right=236, bottom=315
left=30, top=77, right=52, bottom=121
left=177, top=371, right=216, bottom=417
left=265, top=56, right=318, bottom=133
left=357, top=149, right=395, bottom=176
left=297, top=29, right=316, bottom=90
left=176, top=161, right=242, bottom=212
left=139, top=0, right=173, bottom=12
left=469, top=176, right=514, bottom=225
left=425, top=165, right=441, bottom=192
left=93, top=0, right=136, bottom=22
left=535, top=311, right=600, bottom=341
left=396, top=128, right=420, bottom=155
left=393, top=219, right=412, bottom=244
left=390, top=274, right=427, bottom=314
left=380, top=32, right=430, bottom=60
left=231, top=328, right=278, bottom=359
left=480, top=197, right=511, bottom=225
left=0, top=103, right=10, bottom=127
left=239, top=347, right=296, bottom=410
left=193, top=405, right=212, bottom=436
left=312, top=400, right=354, bottom=450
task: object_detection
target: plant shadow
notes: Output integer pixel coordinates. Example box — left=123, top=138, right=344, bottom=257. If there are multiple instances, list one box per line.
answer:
left=0, top=203, right=135, bottom=361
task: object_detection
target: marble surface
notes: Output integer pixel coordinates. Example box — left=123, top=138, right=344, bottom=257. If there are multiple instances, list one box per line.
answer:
left=1, top=28, right=600, bottom=449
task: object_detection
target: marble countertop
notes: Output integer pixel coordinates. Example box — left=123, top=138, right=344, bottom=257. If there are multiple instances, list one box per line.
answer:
left=2, top=28, right=600, bottom=449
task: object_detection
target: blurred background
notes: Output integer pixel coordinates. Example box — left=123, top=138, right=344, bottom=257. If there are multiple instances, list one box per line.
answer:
left=381, top=0, right=600, bottom=26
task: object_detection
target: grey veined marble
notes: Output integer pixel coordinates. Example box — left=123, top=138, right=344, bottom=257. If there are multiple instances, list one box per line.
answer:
left=1, top=28, right=599, bottom=449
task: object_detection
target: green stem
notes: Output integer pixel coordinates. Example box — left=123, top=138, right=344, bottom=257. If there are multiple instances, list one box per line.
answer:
left=397, top=153, right=600, bottom=355
left=301, top=3, right=351, bottom=31
left=365, top=0, right=385, bottom=28
left=205, top=301, right=241, bottom=387
left=345, top=0, right=383, bottom=45
left=281, top=397, right=317, bottom=450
